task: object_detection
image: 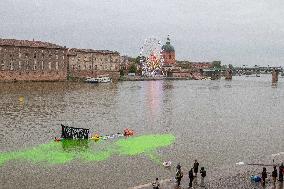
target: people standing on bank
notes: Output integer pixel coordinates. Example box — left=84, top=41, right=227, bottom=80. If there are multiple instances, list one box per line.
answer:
left=193, top=160, right=199, bottom=177
left=188, top=168, right=194, bottom=188
left=175, top=168, right=183, bottom=187
left=152, top=178, right=160, bottom=189
left=272, top=166, right=278, bottom=185
left=200, top=167, right=206, bottom=187
left=279, top=163, right=284, bottom=182
left=261, top=167, right=267, bottom=186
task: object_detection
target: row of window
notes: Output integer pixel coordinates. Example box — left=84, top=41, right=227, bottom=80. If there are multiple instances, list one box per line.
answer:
left=0, top=53, right=64, bottom=60
left=71, top=64, right=116, bottom=71
left=0, top=61, right=62, bottom=71
left=72, top=57, right=119, bottom=63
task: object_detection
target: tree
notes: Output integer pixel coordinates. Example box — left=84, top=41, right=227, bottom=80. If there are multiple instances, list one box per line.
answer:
left=212, top=61, right=221, bottom=68
left=128, top=63, right=137, bottom=73
left=228, top=64, right=234, bottom=70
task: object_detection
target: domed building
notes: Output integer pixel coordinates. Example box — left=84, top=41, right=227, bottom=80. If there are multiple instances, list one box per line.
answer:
left=161, top=36, right=176, bottom=65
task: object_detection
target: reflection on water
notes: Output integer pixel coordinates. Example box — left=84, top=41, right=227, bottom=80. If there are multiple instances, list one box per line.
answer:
left=0, top=75, right=284, bottom=188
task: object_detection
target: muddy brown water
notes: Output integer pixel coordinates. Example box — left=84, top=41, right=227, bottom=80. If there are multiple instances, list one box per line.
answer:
left=0, top=75, right=284, bottom=188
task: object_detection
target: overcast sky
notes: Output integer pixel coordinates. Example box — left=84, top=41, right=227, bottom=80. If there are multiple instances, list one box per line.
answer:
left=0, top=0, right=283, bottom=66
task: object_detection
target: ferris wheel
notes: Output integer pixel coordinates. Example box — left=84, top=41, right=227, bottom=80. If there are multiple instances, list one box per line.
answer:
left=139, top=37, right=164, bottom=76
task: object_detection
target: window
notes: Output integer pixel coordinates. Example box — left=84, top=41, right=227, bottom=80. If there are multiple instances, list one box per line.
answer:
left=33, top=63, right=37, bottom=70
left=49, top=62, right=51, bottom=70
left=41, top=61, right=44, bottom=70
left=84, top=65, right=86, bottom=70
left=10, top=62, right=13, bottom=70
left=62, top=55, right=65, bottom=60
left=78, top=65, right=81, bottom=70
left=42, top=53, right=44, bottom=58
left=25, top=61, right=29, bottom=70
left=89, top=65, right=92, bottom=70
left=1, top=64, right=5, bottom=70
left=169, top=55, right=171, bottom=59
left=56, top=62, right=59, bottom=70
left=94, top=65, right=97, bottom=70
left=34, top=53, right=36, bottom=58
left=72, top=65, right=75, bottom=70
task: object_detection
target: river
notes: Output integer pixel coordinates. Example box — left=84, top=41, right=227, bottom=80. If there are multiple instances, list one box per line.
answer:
left=0, top=75, right=283, bottom=188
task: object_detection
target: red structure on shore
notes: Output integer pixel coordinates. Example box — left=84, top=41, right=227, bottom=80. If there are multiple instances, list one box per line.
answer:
left=161, top=36, right=175, bottom=65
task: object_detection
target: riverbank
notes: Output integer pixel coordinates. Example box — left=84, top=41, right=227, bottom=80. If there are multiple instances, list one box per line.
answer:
left=130, top=170, right=284, bottom=189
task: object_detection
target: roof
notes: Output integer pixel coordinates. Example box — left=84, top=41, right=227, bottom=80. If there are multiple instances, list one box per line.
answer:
left=0, top=38, right=65, bottom=49
left=161, top=36, right=175, bottom=52
left=69, top=48, right=119, bottom=55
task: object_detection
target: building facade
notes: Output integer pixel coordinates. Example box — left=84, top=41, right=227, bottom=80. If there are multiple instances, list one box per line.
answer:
left=0, top=39, right=67, bottom=81
left=67, top=48, right=120, bottom=80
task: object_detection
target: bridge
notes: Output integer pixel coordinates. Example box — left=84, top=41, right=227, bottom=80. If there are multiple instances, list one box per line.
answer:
left=234, top=66, right=283, bottom=75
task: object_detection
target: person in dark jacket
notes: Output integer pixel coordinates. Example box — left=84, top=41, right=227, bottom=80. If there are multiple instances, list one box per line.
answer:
left=272, top=166, right=278, bottom=185
left=193, top=159, right=199, bottom=177
left=279, top=163, right=284, bottom=182
left=200, top=167, right=206, bottom=187
left=176, top=163, right=181, bottom=171
left=175, top=169, right=183, bottom=187
left=188, top=168, right=194, bottom=188
left=262, top=167, right=267, bottom=186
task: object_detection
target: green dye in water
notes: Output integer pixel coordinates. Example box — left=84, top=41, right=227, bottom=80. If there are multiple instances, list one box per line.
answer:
left=0, top=134, right=175, bottom=166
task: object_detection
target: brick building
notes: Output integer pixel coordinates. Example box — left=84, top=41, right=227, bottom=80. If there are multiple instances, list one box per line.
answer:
left=67, top=48, right=120, bottom=81
left=0, top=38, right=67, bottom=81
left=161, top=36, right=175, bottom=65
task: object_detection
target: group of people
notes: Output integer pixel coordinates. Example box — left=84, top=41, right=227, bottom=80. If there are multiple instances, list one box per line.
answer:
left=152, top=160, right=206, bottom=188
left=176, top=160, right=206, bottom=188
left=261, top=163, right=284, bottom=186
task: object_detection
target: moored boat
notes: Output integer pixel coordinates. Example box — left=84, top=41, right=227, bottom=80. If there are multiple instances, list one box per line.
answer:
left=85, top=77, right=99, bottom=83
left=96, top=75, right=112, bottom=83
left=85, top=75, right=111, bottom=83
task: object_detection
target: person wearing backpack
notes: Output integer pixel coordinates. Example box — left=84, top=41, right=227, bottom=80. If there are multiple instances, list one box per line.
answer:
left=175, top=169, right=183, bottom=187
left=200, top=167, right=206, bottom=187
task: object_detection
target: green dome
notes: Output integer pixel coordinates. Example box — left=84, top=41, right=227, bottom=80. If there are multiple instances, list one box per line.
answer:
left=162, top=36, right=175, bottom=52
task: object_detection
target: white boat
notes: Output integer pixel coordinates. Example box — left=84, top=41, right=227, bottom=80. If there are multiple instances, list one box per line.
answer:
left=96, top=75, right=112, bottom=83
left=85, top=75, right=111, bottom=83
left=85, top=77, right=98, bottom=83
